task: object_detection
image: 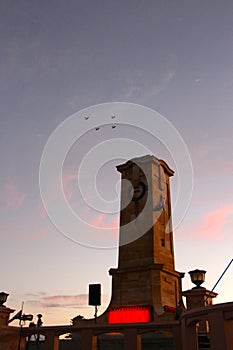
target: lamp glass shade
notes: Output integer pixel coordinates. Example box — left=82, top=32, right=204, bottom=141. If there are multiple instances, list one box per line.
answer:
left=0, top=292, right=9, bottom=306
left=189, top=269, right=206, bottom=288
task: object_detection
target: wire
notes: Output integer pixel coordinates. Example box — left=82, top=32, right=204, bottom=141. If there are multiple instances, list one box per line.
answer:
left=205, top=258, right=233, bottom=302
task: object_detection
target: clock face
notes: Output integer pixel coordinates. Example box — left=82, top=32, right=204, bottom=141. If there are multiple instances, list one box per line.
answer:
left=130, top=181, right=146, bottom=202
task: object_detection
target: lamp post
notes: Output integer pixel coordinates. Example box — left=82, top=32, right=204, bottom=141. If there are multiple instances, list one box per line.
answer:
left=0, top=292, right=9, bottom=307
left=0, top=292, right=15, bottom=328
left=189, top=269, right=206, bottom=288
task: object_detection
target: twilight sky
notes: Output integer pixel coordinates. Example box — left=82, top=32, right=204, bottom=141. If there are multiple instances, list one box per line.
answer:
left=1, top=1, right=233, bottom=325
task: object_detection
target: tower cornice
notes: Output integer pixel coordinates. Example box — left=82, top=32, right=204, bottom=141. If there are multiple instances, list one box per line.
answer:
left=116, top=154, right=174, bottom=177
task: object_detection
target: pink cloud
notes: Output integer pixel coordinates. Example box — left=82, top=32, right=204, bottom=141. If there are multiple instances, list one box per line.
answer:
left=112, top=216, right=119, bottom=229
left=3, top=182, right=26, bottom=209
left=189, top=205, right=233, bottom=238
left=38, top=170, right=78, bottom=209
left=38, top=228, right=48, bottom=238
left=42, top=294, right=88, bottom=308
left=192, top=137, right=233, bottom=176
left=62, top=172, right=77, bottom=201
left=41, top=294, right=109, bottom=308
left=36, top=200, right=47, bottom=218
left=90, top=212, right=119, bottom=230
left=15, top=226, right=48, bottom=241
left=91, top=213, right=105, bottom=227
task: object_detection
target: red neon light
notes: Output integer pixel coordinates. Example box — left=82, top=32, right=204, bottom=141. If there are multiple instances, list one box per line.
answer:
left=108, top=306, right=151, bottom=324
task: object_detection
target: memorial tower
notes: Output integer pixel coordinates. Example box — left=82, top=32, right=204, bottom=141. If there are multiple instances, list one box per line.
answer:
left=109, top=155, right=183, bottom=319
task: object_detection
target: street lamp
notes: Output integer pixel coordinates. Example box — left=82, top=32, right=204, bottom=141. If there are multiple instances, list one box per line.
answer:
left=0, top=292, right=9, bottom=307
left=189, top=269, right=206, bottom=288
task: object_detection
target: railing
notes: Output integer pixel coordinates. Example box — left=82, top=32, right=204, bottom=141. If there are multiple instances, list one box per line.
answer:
left=22, top=321, right=181, bottom=350
left=1, top=302, right=233, bottom=350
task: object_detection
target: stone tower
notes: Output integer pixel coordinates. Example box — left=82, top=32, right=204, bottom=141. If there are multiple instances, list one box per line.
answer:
left=109, top=155, right=183, bottom=317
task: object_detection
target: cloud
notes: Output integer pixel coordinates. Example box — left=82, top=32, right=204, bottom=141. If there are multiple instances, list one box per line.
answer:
left=14, top=225, right=49, bottom=241
left=62, top=172, right=77, bottom=201
left=37, top=228, right=49, bottom=238
left=3, top=182, right=26, bottom=209
left=42, top=294, right=88, bottom=308
left=124, top=69, right=176, bottom=102
left=37, top=170, right=80, bottom=219
left=148, top=70, right=176, bottom=98
left=90, top=212, right=119, bottom=230
left=123, top=53, right=177, bottom=102
left=25, top=292, right=48, bottom=297
left=192, top=136, right=233, bottom=177
left=36, top=200, right=47, bottom=219
left=189, top=205, right=233, bottom=238
left=41, top=294, right=109, bottom=308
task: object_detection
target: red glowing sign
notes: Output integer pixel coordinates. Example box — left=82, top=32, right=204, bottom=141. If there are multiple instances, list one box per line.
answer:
left=108, top=306, right=151, bottom=324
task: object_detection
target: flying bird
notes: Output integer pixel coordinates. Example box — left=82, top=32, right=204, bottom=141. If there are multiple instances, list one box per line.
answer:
left=84, top=116, right=89, bottom=120
left=111, top=115, right=116, bottom=119
left=95, top=127, right=100, bottom=131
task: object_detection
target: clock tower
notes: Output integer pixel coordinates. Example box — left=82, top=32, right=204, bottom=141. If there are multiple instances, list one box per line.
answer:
left=109, top=155, right=183, bottom=318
